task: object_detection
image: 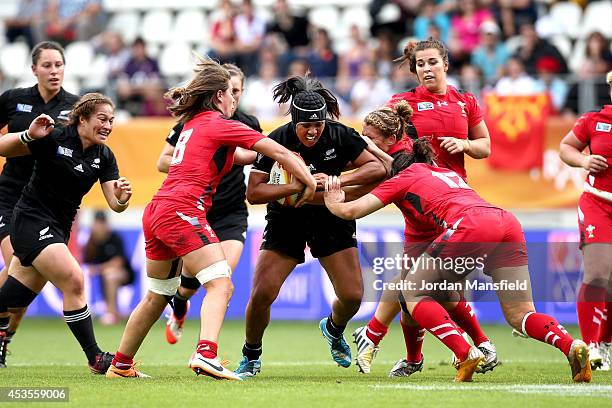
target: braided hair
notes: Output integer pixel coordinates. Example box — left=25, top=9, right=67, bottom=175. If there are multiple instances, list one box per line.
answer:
left=364, top=100, right=414, bottom=142
left=66, top=93, right=114, bottom=126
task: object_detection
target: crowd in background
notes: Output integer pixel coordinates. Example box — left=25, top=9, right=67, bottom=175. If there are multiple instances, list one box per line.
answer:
left=1, top=0, right=611, bottom=118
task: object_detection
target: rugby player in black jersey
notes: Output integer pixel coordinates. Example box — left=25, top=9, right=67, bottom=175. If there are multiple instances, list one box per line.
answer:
left=0, top=41, right=78, bottom=368
left=0, top=93, right=131, bottom=374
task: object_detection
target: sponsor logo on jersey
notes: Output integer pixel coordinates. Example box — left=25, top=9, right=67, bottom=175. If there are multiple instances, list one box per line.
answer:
left=308, top=164, right=316, bottom=172
left=437, top=101, right=448, bottom=107
left=324, top=148, right=337, bottom=160
left=417, top=102, right=434, bottom=111
left=91, top=158, right=100, bottom=169
left=0, top=216, right=5, bottom=229
left=586, top=224, right=596, bottom=238
left=57, top=146, right=73, bottom=157
left=595, top=122, right=611, bottom=132
left=16, top=103, right=33, bottom=112
left=74, top=164, right=84, bottom=172
left=57, top=110, right=71, bottom=120
left=204, top=223, right=216, bottom=238
left=39, top=226, right=54, bottom=240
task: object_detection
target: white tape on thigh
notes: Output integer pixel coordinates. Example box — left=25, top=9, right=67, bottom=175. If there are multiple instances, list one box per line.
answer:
left=147, top=276, right=180, bottom=296
left=195, top=260, right=231, bottom=285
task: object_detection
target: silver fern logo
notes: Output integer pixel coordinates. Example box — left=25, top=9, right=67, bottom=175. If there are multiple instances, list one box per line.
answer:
left=39, top=226, right=54, bottom=240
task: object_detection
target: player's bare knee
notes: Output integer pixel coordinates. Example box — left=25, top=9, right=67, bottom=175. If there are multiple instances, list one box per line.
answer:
left=61, top=273, right=85, bottom=299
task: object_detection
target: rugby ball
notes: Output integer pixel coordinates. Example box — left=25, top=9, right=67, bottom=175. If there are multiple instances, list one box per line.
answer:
left=268, top=153, right=305, bottom=206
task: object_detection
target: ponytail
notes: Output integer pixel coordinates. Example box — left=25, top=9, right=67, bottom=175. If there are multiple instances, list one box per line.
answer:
left=391, top=137, right=436, bottom=176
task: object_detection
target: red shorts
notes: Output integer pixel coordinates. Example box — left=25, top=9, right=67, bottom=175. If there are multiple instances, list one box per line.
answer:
left=426, top=207, right=528, bottom=272
left=578, top=192, right=612, bottom=246
left=142, top=199, right=219, bottom=261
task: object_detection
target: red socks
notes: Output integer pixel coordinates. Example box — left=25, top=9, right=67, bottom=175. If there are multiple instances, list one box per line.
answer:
left=599, top=302, right=612, bottom=343
left=400, top=314, right=425, bottom=363
left=448, top=298, right=489, bottom=346
left=576, top=283, right=606, bottom=344
left=411, top=298, right=471, bottom=361
left=523, top=312, right=573, bottom=356
left=112, top=351, right=133, bottom=369
left=197, top=340, right=218, bottom=359
left=365, top=316, right=389, bottom=346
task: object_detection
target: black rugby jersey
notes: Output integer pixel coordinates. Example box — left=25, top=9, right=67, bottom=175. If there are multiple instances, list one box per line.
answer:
left=166, top=109, right=262, bottom=218
left=252, top=120, right=366, bottom=213
left=0, top=85, right=79, bottom=189
left=17, top=125, right=119, bottom=230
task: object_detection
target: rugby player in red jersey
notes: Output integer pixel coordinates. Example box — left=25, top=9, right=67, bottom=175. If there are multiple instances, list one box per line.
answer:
left=324, top=138, right=592, bottom=383
left=106, top=58, right=315, bottom=380
left=560, top=70, right=612, bottom=370
left=353, top=38, right=495, bottom=377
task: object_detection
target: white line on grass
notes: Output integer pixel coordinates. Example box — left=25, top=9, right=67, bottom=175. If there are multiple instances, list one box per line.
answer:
left=369, top=384, right=612, bottom=397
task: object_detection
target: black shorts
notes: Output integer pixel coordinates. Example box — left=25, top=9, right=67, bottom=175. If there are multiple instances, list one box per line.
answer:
left=0, top=184, right=21, bottom=241
left=208, top=210, right=248, bottom=243
left=10, top=208, right=69, bottom=267
left=261, top=206, right=357, bottom=264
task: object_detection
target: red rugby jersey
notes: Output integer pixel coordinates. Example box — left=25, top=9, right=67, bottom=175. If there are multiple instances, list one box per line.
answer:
left=371, top=163, right=495, bottom=230
left=572, top=105, right=612, bottom=193
left=387, top=85, right=483, bottom=180
left=153, top=110, right=265, bottom=211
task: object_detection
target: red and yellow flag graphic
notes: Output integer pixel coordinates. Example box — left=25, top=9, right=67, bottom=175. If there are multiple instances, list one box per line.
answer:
left=484, top=93, right=552, bottom=171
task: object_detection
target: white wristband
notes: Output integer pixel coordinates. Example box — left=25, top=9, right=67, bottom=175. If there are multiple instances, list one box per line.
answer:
left=19, top=130, right=34, bottom=145
left=116, top=198, right=129, bottom=207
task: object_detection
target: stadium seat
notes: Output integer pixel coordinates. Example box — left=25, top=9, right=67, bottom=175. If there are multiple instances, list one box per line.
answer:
left=82, top=55, right=110, bottom=91
left=108, top=11, right=141, bottom=44
left=377, top=3, right=401, bottom=24
left=581, top=1, right=612, bottom=38
left=333, top=6, right=371, bottom=41
left=308, top=6, right=340, bottom=34
left=172, top=9, right=208, bottom=44
left=140, top=10, right=174, bottom=45
left=0, top=41, right=29, bottom=80
left=65, top=41, right=95, bottom=79
left=549, top=1, right=582, bottom=39
left=549, top=35, right=572, bottom=61
left=159, top=42, right=194, bottom=78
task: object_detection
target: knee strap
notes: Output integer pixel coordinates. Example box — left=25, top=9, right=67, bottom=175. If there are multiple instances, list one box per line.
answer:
left=195, top=260, right=231, bottom=285
left=147, top=276, right=180, bottom=297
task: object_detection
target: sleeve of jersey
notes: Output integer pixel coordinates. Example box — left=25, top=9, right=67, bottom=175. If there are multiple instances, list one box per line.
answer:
left=220, top=120, right=265, bottom=149
left=27, top=129, right=59, bottom=158
left=572, top=114, right=590, bottom=144
left=251, top=129, right=278, bottom=174
left=165, top=123, right=184, bottom=146
left=467, top=93, right=484, bottom=129
left=370, top=176, right=403, bottom=205
left=341, top=127, right=367, bottom=163
left=99, top=147, right=120, bottom=183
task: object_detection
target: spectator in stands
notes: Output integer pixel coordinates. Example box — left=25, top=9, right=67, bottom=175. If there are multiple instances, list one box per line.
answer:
left=534, top=56, right=568, bottom=112
left=3, top=0, right=45, bottom=49
left=307, top=28, right=338, bottom=80
left=413, top=0, right=451, bottom=43
left=457, top=63, right=484, bottom=101
left=349, top=61, right=393, bottom=119
left=208, top=0, right=238, bottom=66
left=242, top=60, right=282, bottom=121
left=287, top=58, right=309, bottom=77
left=563, top=32, right=612, bottom=116
left=116, top=37, right=163, bottom=117
left=336, top=25, right=372, bottom=102
left=470, top=20, right=509, bottom=85
left=44, top=0, right=107, bottom=47
left=95, top=31, right=130, bottom=82
left=580, top=32, right=612, bottom=80
left=494, top=56, right=538, bottom=95
left=267, top=0, right=310, bottom=51
left=448, top=0, right=494, bottom=67
left=372, top=31, right=400, bottom=79
left=234, top=0, right=266, bottom=77
left=515, top=22, right=568, bottom=76
left=266, top=0, right=310, bottom=76
left=492, top=0, right=538, bottom=38
left=83, top=211, right=134, bottom=326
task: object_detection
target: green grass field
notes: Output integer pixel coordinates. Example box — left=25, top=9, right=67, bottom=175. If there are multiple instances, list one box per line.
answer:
left=1, top=318, right=611, bottom=407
